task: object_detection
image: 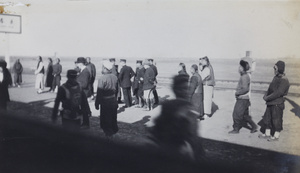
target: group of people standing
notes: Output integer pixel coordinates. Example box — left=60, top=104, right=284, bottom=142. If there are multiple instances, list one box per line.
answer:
left=178, top=56, right=216, bottom=120
left=35, top=56, right=62, bottom=94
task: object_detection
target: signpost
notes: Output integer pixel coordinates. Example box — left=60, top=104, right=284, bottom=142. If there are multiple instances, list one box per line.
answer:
left=0, top=14, right=22, bottom=69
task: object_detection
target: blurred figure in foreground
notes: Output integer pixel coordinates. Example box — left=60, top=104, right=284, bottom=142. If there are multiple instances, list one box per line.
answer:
left=45, top=58, right=54, bottom=92
left=229, top=60, right=257, bottom=134
left=52, top=58, right=62, bottom=93
left=178, top=62, right=189, bottom=77
left=258, top=61, right=290, bottom=141
left=147, top=75, right=205, bottom=162
left=0, top=60, right=12, bottom=110
left=95, top=60, right=119, bottom=138
left=35, top=56, right=45, bottom=94
left=12, top=59, right=23, bottom=87
left=188, top=64, right=204, bottom=120
left=52, top=70, right=91, bottom=130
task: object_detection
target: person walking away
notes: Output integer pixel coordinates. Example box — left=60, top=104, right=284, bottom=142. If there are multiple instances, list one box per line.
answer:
left=86, top=57, right=96, bottom=99
left=228, top=60, right=257, bottom=134
left=12, top=59, right=23, bottom=87
left=0, top=60, right=12, bottom=110
left=258, top=61, right=290, bottom=141
left=118, top=59, right=135, bottom=108
left=95, top=60, right=119, bottom=138
left=188, top=64, right=204, bottom=120
left=178, top=62, right=189, bottom=78
left=199, top=56, right=215, bottom=119
left=133, top=60, right=145, bottom=108
left=75, top=57, right=91, bottom=128
left=52, top=70, right=91, bottom=130
left=45, top=58, right=54, bottom=91
left=35, top=56, right=45, bottom=94
left=52, top=58, right=62, bottom=93
left=148, top=59, right=159, bottom=105
left=110, top=58, right=123, bottom=103
left=142, top=60, right=155, bottom=111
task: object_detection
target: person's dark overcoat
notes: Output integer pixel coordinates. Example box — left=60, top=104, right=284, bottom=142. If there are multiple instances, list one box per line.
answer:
left=119, top=65, right=135, bottom=88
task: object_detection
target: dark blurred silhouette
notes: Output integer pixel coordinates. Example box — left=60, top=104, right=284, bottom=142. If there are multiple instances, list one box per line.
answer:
left=147, top=75, right=205, bottom=162
left=0, top=59, right=12, bottom=110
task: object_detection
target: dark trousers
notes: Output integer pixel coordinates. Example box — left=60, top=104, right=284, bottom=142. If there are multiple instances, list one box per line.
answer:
left=0, top=100, right=7, bottom=110
left=258, top=103, right=284, bottom=132
left=100, top=100, right=119, bottom=136
left=82, top=113, right=90, bottom=126
left=232, top=99, right=256, bottom=131
left=122, top=87, right=132, bottom=107
left=52, top=75, right=61, bottom=91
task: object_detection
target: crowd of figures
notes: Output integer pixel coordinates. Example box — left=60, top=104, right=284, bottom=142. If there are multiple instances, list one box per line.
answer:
left=0, top=51, right=290, bottom=161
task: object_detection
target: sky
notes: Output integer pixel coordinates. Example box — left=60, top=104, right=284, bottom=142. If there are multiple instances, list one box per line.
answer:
left=0, top=0, right=300, bottom=59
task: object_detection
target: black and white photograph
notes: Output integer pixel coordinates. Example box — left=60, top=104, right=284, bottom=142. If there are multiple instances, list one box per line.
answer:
left=0, top=0, right=300, bottom=172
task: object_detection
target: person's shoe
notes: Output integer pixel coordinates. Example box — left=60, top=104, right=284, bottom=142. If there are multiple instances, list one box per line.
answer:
left=267, top=137, right=279, bottom=142
left=250, top=127, right=258, bottom=133
left=258, top=134, right=270, bottom=139
left=17, top=85, right=21, bottom=88
left=228, top=130, right=239, bottom=134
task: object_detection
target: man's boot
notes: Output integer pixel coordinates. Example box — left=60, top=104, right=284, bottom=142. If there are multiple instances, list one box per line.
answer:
left=248, top=119, right=258, bottom=133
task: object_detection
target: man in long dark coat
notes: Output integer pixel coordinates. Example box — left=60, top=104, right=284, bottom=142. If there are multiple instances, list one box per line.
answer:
left=95, top=60, right=119, bottom=137
left=12, top=59, right=23, bottom=87
left=118, top=59, right=135, bottom=108
left=148, top=59, right=159, bottom=104
left=75, top=57, right=91, bottom=128
left=109, top=58, right=122, bottom=103
left=133, top=60, right=145, bottom=108
left=0, top=60, right=12, bottom=110
left=52, top=58, right=62, bottom=93
left=86, top=57, right=96, bottom=99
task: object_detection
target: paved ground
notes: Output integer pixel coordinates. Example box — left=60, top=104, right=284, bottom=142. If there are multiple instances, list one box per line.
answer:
left=8, top=74, right=300, bottom=156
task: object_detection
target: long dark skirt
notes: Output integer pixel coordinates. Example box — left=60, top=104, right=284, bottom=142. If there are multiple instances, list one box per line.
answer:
left=191, top=92, right=204, bottom=117
left=258, top=103, right=284, bottom=133
left=14, top=73, right=22, bottom=85
left=45, top=73, right=54, bottom=87
left=100, top=98, right=119, bottom=136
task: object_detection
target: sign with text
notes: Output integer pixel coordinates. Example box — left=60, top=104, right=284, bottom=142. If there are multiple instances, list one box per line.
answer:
left=0, top=14, right=21, bottom=33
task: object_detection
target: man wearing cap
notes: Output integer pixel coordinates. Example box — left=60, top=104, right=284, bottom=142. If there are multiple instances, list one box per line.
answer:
left=119, top=59, right=135, bottom=108
left=110, top=58, right=122, bottom=103
left=148, top=59, right=159, bottom=104
left=52, top=69, right=91, bottom=130
left=133, top=60, right=145, bottom=108
left=75, top=57, right=91, bottom=127
left=86, top=57, right=96, bottom=99
left=51, top=58, right=62, bottom=93
left=258, top=61, right=290, bottom=141
left=229, top=60, right=257, bottom=134
left=95, top=60, right=119, bottom=137
left=142, top=60, right=155, bottom=110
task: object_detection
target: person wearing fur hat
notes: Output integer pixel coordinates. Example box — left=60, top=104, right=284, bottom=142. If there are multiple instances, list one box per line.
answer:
left=142, top=60, right=155, bottom=110
left=52, top=69, right=91, bottom=130
left=188, top=64, right=204, bottom=120
left=95, top=60, right=119, bottom=137
left=258, top=61, right=290, bottom=141
left=229, top=60, right=257, bottom=134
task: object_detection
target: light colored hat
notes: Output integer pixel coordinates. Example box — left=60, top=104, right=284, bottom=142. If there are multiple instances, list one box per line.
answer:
left=102, top=60, right=113, bottom=70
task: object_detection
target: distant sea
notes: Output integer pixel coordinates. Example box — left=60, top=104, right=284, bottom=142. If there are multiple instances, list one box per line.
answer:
left=2, top=56, right=298, bottom=84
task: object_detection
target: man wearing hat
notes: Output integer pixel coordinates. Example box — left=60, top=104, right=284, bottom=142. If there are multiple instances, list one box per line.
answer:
left=109, top=58, right=122, bottom=103
left=148, top=59, right=159, bottom=104
left=258, top=61, right=290, bottom=141
left=142, top=60, right=155, bottom=110
left=52, top=69, right=91, bottom=130
left=229, top=60, right=257, bottom=134
left=118, top=59, right=135, bottom=108
left=75, top=57, right=91, bottom=127
left=95, top=60, right=119, bottom=137
left=133, top=60, right=145, bottom=108
left=86, top=57, right=96, bottom=99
